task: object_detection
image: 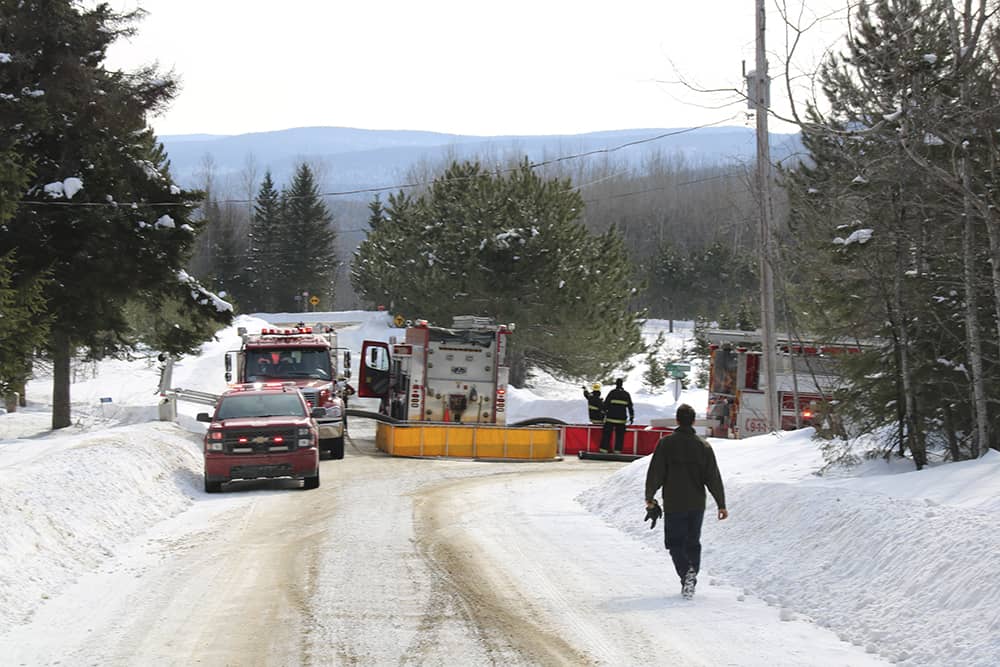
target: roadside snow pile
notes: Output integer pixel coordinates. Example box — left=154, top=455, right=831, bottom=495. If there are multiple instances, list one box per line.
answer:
left=0, top=422, right=203, bottom=629
left=581, top=431, right=1000, bottom=667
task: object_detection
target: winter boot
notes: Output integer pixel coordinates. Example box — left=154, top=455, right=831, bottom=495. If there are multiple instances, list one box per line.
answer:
left=681, top=567, right=697, bottom=599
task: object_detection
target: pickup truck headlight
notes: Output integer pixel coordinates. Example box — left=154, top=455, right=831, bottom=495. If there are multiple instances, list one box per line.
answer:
left=325, top=405, right=342, bottom=419
left=207, top=442, right=224, bottom=452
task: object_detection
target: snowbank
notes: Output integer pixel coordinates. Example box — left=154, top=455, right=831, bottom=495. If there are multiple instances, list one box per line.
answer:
left=0, top=422, right=203, bottom=629
left=580, top=432, right=1000, bottom=666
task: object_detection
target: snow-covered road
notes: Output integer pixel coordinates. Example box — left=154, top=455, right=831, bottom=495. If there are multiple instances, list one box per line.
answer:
left=0, top=423, right=884, bottom=666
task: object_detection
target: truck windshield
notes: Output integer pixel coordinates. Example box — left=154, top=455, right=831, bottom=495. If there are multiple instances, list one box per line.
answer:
left=216, top=393, right=307, bottom=419
left=246, top=348, right=332, bottom=380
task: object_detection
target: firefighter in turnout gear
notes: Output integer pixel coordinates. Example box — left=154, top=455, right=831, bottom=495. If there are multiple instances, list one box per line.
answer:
left=600, top=378, right=634, bottom=453
left=582, top=383, right=605, bottom=424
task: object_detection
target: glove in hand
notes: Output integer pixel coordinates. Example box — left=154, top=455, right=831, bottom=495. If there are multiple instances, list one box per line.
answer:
left=644, top=501, right=663, bottom=529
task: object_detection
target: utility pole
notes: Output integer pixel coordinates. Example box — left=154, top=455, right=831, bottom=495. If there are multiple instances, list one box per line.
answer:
left=753, top=0, right=780, bottom=432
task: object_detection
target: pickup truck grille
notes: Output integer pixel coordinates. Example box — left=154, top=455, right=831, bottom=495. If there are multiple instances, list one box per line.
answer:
left=222, top=426, right=300, bottom=454
left=299, top=388, right=319, bottom=406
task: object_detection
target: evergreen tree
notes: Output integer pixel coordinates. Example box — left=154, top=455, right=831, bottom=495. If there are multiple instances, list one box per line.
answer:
left=0, top=1, right=232, bottom=428
left=200, top=195, right=247, bottom=307
left=276, top=163, right=337, bottom=311
left=351, top=160, right=644, bottom=385
left=646, top=237, right=757, bottom=322
left=647, top=241, right=694, bottom=320
left=246, top=171, right=284, bottom=311
left=780, top=0, right=1000, bottom=464
left=642, top=331, right=668, bottom=391
left=0, top=153, right=49, bottom=405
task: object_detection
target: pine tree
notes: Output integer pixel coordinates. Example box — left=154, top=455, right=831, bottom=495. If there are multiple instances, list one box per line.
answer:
left=247, top=171, right=284, bottom=311
left=200, top=196, right=248, bottom=308
left=276, top=163, right=337, bottom=311
left=351, top=159, right=645, bottom=384
left=0, top=152, right=49, bottom=405
left=0, top=1, right=232, bottom=428
left=780, top=0, right=1000, bottom=464
left=642, top=332, right=668, bottom=391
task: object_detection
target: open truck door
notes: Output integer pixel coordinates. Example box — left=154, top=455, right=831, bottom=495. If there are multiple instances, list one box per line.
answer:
left=358, top=340, right=391, bottom=399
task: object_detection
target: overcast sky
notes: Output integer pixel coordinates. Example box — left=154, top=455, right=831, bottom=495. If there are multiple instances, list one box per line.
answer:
left=104, top=1, right=851, bottom=138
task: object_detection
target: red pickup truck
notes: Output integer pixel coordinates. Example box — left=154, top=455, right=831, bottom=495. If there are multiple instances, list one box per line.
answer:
left=197, top=383, right=321, bottom=493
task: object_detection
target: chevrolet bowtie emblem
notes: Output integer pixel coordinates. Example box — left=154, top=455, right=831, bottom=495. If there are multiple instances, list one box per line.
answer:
left=252, top=436, right=267, bottom=444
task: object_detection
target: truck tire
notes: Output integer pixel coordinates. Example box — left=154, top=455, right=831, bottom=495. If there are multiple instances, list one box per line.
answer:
left=204, top=478, right=222, bottom=493
left=303, top=470, right=320, bottom=490
left=330, top=436, right=345, bottom=460
left=321, top=436, right=345, bottom=460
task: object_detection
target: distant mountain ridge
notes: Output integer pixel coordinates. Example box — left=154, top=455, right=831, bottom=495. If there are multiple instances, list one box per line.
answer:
left=159, top=125, right=801, bottom=195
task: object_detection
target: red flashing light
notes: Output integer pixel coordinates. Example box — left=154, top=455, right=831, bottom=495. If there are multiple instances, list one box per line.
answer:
left=210, top=431, right=223, bottom=440
left=273, top=436, right=284, bottom=443
left=237, top=436, right=248, bottom=444
left=260, top=326, right=316, bottom=337
left=802, top=409, right=813, bottom=419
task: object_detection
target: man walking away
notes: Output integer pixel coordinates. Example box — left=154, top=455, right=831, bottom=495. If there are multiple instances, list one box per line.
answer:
left=582, top=383, right=605, bottom=425
left=644, top=403, right=728, bottom=599
left=599, top=378, right=634, bottom=453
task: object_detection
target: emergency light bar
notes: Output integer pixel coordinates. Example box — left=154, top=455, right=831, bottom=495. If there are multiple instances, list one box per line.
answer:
left=231, top=382, right=298, bottom=392
left=260, top=327, right=314, bottom=336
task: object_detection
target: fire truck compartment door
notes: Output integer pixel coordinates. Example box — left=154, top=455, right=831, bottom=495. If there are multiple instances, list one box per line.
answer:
left=359, top=340, right=391, bottom=398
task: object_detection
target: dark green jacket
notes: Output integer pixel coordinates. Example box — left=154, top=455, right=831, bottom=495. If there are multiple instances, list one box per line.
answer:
left=644, top=425, right=726, bottom=512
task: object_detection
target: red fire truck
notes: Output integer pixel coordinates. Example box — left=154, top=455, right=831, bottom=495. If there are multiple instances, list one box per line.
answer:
left=358, top=316, right=513, bottom=424
left=705, top=329, right=862, bottom=438
left=225, top=325, right=351, bottom=459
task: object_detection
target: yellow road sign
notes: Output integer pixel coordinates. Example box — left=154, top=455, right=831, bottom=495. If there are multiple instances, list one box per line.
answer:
left=393, top=314, right=405, bottom=327
left=309, top=295, right=320, bottom=306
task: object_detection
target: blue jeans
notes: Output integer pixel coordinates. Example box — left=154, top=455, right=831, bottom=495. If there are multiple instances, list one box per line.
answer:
left=664, top=510, right=704, bottom=581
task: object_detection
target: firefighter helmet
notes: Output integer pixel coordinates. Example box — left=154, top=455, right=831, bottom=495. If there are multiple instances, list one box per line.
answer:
left=591, top=382, right=601, bottom=391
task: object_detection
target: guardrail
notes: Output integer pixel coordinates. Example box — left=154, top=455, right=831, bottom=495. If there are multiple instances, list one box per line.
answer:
left=164, top=388, right=219, bottom=406
left=158, top=387, right=221, bottom=421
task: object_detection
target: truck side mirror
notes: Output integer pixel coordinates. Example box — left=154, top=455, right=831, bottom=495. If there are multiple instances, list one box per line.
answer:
left=224, top=353, right=232, bottom=382
left=196, top=412, right=212, bottom=422
left=343, top=351, right=351, bottom=378
left=311, top=407, right=327, bottom=418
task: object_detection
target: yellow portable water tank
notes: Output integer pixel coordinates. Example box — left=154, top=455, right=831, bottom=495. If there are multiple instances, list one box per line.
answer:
left=375, top=422, right=559, bottom=460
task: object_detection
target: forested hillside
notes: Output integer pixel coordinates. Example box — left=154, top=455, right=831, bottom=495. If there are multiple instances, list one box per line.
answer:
left=179, top=127, right=782, bottom=321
